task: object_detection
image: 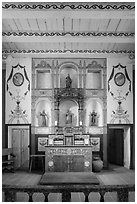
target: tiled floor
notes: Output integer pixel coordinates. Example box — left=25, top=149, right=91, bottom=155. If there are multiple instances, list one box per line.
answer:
left=2, top=165, right=135, bottom=202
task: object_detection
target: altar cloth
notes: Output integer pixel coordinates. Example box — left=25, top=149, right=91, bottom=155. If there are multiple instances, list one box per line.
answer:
left=39, top=172, right=100, bottom=185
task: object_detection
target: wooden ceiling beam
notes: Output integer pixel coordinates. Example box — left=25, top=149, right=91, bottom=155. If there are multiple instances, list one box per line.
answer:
left=2, top=10, right=135, bottom=20
left=2, top=35, right=134, bottom=44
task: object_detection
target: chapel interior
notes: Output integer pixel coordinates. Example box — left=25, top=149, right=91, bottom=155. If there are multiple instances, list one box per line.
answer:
left=2, top=1, right=135, bottom=202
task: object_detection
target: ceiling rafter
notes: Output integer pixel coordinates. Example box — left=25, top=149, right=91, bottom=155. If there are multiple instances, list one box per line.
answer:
left=2, top=49, right=135, bottom=54
left=2, top=3, right=135, bottom=11
left=2, top=34, right=134, bottom=44
left=2, top=31, right=135, bottom=37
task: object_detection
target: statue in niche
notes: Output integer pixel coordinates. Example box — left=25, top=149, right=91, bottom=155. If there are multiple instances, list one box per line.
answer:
left=66, top=74, right=72, bottom=88
left=66, top=110, right=72, bottom=124
left=40, top=110, right=48, bottom=127
left=90, top=110, right=98, bottom=126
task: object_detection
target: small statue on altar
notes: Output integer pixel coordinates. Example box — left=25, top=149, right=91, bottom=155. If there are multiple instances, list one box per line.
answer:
left=40, top=110, right=48, bottom=127
left=90, top=110, right=98, bottom=126
left=66, top=74, right=72, bottom=88
left=66, top=110, right=72, bottom=124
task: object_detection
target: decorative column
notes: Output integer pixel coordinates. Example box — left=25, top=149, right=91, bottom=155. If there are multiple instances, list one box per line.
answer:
left=82, top=99, right=87, bottom=134
left=83, top=60, right=86, bottom=90
left=51, top=60, right=55, bottom=133
left=54, top=99, right=60, bottom=133
left=78, top=98, right=83, bottom=126
left=79, top=60, right=82, bottom=88
left=102, top=60, right=107, bottom=168
left=31, top=63, right=37, bottom=155
left=56, top=60, right=59, bottom=88
left=31, top=95, right=38, bottom=155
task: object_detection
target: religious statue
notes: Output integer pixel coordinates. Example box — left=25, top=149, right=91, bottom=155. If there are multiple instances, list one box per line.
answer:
left=90, top=110, right=97, bottom=126
left=40, top=110, right=48, bottom=127
left=66, top=74, right=72, bottom=88
left=66, top=110, right=72, bottom=124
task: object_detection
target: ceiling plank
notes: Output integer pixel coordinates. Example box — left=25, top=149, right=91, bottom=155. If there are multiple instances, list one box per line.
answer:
left=106, top=19, right=121, bottom=32
left=57, top=18, right=63, bottom=32
left=19, top=19, right=32, bottom=31
left=89, top=19, right=102, bottom=32
left=13, top=19, right=24, bottom=31
left=28, top=19, right=39, bottom=31
left=98, top=19, right=110, bottom=32
left=6, top=19, right=19, bottom=31
left=64, top=17, right=71, bottom=32
left=73, top=19, right=79, bottom=32
left=2, top=19, right=13, bottom=32
left=37, top=19, right=47, bottom=32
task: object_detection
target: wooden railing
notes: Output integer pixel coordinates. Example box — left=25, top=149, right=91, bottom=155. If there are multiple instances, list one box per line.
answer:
left=2, top=184, right=135, bottom=202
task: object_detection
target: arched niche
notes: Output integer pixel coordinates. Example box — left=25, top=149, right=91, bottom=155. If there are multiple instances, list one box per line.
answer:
left=85, top=99, right=103, bottom=127
left=59, top=99, right=79, bottom=127
left=59, top=62, right=79, bottom=88
left=35, top=99, right=51, bottom=127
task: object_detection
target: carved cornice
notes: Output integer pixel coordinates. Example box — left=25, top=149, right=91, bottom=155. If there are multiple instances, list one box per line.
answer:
left=54, top=88, right=84, bottom=100
left=2, top=49, right=135, bottom=54
left=2, top=32, right=135, bottom=37
left=2, top=3, right=135, bottom=10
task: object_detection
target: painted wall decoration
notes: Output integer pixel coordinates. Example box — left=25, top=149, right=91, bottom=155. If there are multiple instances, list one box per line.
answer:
left=107, top=57, right=133, bottom=124
left=6, top=56, right=31, bottom=124
left=90, top=137, right=100, bottom=151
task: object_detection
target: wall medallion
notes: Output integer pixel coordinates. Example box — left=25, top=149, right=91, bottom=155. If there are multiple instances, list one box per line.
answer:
left=13, top=72, right=24, bottom=86
left=114, top=72, right=125, bottom=87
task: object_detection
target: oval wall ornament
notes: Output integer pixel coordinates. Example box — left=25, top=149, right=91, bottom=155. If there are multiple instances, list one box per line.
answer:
left=114, top=72, right=126, bottom=87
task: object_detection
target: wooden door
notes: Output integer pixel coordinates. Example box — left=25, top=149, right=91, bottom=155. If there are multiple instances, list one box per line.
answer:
left=12, top=129, right=21, bottom=169
left=12, top=128, right=29, bottom=169
left=108, top=128, right=124, bottom=165
left=20, top=129, right=29, bottom=168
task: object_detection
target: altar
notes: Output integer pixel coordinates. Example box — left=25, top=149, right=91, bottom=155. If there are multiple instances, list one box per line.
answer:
left=42, top=146, right=92, bottom=172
